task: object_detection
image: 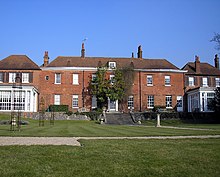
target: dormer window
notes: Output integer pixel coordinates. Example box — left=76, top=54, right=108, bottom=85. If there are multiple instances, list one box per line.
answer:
left=108, top=62, right=116, bottom=69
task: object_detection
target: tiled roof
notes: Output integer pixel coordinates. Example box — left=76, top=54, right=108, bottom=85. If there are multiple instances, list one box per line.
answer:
left=46, top=56, right=179, bottom=70
left=0, top=55, right=41, bottom=70
left=182, top=62, right=220, bottom=76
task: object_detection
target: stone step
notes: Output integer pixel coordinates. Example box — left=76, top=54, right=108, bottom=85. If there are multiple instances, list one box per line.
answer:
left=105, top=113, right=134, bottom=125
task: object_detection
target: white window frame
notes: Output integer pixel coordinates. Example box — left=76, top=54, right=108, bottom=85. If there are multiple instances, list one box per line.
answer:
left=72, top=95, right=79, bottom=108
left=147, top=95, right=154, bottom=108
left=9, top=73, right=16, bottom=83
left=54, top=95, right=60, bottom=105
left=73, top=74, right=79, bottom=85
left=127, top=96, right=134, bottom=110
left=110, top=74, right=115, bottom=84
left=92, top=95, right=97, bottom=109
left=22, top=73, right=29, bottom=83
left=165, top=76, right=171, bottom=86
left=166, top=95, right=172, bottom=108
left=147, top=75, right=153, bottom=86
left=215, top=78, right=220, bottom=87
left=109, top=62, right=116, bottom=69
left=55, top=73, right=61, bottom=84
left=92, top=74, right=97, bottom=81
left=0, top=73, right=3, bottom=83
left=188, top=77, right=194, bottom=86
left=202, top=77, right=208, bottom=87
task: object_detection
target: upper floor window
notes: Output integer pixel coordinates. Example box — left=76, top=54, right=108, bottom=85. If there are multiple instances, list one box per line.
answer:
left=55, top=73, right=61, bottom=84
left=0, top=73, right=3, bottom=83
left=216, top=78, right=220, bottom=87
left=54, top=95, right=60, bottom=105
left=188, top=77, right=194, bottom=86
left=166, top=95, right=172, bottom=108
left=202, top=77, right=208, bottom=87
left=73, top=74, right=79, bottom=85
left=108, top=62, right=116, bottom=69
left=22, top=73, right=29, bottom=83
left=92, top=74, right=97, bottom=81
left=9, top=73, right=16, bottom=83
left=147, top=75, right=153, bottom=86
left=165, top=76, right=171, bottom=86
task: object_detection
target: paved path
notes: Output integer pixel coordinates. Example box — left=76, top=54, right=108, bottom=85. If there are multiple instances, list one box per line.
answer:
left=0, top=135, right=220, bottom=146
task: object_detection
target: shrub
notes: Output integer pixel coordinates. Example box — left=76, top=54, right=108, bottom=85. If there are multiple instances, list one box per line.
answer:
left=49, top=105, right=69, bottom=112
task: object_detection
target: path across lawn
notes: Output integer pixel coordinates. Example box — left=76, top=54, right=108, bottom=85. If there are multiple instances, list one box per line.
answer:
left=0, top=135, right=220, bottom=146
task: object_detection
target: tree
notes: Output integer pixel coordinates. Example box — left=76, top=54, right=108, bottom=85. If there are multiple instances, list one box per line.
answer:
left=90, top=67, right=133, bottom=108
left=211, top=33, right=220, bottom=51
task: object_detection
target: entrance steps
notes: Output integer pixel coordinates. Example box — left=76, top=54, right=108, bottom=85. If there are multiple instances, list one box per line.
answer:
left=105, top=113, right=134, bottom=125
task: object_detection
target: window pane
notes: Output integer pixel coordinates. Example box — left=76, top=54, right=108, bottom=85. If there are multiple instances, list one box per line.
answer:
left=0, top=73, right=3, bottom=82
left=189, top=77, right=194, bottom=86
left=216, top=78, right=220, bottom=87
left=202, top=77, right=208, bottom=87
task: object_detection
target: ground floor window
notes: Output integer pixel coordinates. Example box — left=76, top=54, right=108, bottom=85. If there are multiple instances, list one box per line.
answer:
left=0, top=91, right=11, bottom=110
left=72, top=95, right=79, bottom=108
left=92, top=95, right=97, bottom=109
left=207, top=92, right=215, bottom=111
left=54, top=95, right=60, bottom=105
left=165, top=95, right=172, bottom=108
left=147, top=95, right=154, bottom=108
left=127, top=96, right=134, bottom=110
left=13, top=91, right=25, bottom=111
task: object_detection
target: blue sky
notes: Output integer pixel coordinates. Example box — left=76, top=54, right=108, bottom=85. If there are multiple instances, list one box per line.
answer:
left=0, top=0, right=220, bottom=68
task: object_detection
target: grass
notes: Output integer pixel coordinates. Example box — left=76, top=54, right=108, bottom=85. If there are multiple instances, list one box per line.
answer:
left=1, top=114, right=220, bottom=137
left=0, top=139, right=220, bottom=177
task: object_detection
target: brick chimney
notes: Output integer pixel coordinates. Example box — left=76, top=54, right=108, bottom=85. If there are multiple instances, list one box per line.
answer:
left=137, top=45, right=143, bottom=59
left=43, top=51, right=49, bottom=67
left=195, top=55, right=200, bottom=73
left=214, top=54, right=219, bottom=69
left=81, top=42, right=85, bottom=58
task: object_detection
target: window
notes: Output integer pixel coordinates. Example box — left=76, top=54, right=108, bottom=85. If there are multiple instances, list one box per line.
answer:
left=55, top=73, right=61, bottom=84
left=109, top=62, right=116, bottom=69
left=147, top=95, right=154, bottom=108
left=13, top=91, right=25, bottom=111
left=202, top=77, right=208, bottom=87
left=73, top=74, right=79, bottom=85
left=147, top=75, right=153, bottom=86
left=45, top=76, right=49, bottom=81
left=127, top=96, right=134, bottom=109
left=0, top=91, right=11, bottom=110
left=0, top=73, right=3, bottom=83
left=92, top=96, right=97, bottom=109
left=165, top=76, right=171, bottom=86
left=9, top=73, right=16, bottom=83
left=22, top=73, right=29, bottom=83
left=166, top=95, right=172, bottom=108
left=92, top=74, right=97, bottom=81
left=54, top=95, right=60, bottom=105
left=72, top=95, right=79, bottom=108
left=188, top=77, right=194, bottom=86
left=110, top=75, right=115, bottom=84
left=177, top=96, right=183, bottom=108
left=216, top=78, right=220, bottom=87
left=207, top=93, right=215, bottom=111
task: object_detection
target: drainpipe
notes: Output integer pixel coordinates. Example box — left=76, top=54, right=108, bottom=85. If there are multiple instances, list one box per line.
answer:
left=82, top=70, right=85, bottom=108
left=139, top=71, right=142, bottom=112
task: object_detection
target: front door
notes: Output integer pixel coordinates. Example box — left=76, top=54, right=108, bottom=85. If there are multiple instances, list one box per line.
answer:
left=108, top=98, right=118, bottom=112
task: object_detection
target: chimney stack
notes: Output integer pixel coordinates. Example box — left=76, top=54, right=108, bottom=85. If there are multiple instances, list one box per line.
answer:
left=137, top=45, right=143, bottom=59
left=131, top=52, right=134, bottom=58
left=214, top=54, right=219, bottom=69
left=43, top=51, right=49, bottom=67
left=81, top=42, right=85, bottom=58
left=195, top=55, right=201, bottom=73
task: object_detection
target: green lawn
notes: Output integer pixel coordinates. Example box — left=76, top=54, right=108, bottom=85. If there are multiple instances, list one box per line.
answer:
left=0, top=139, right=220, bottom=177
left=1, top=114, right=220, bottom=137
